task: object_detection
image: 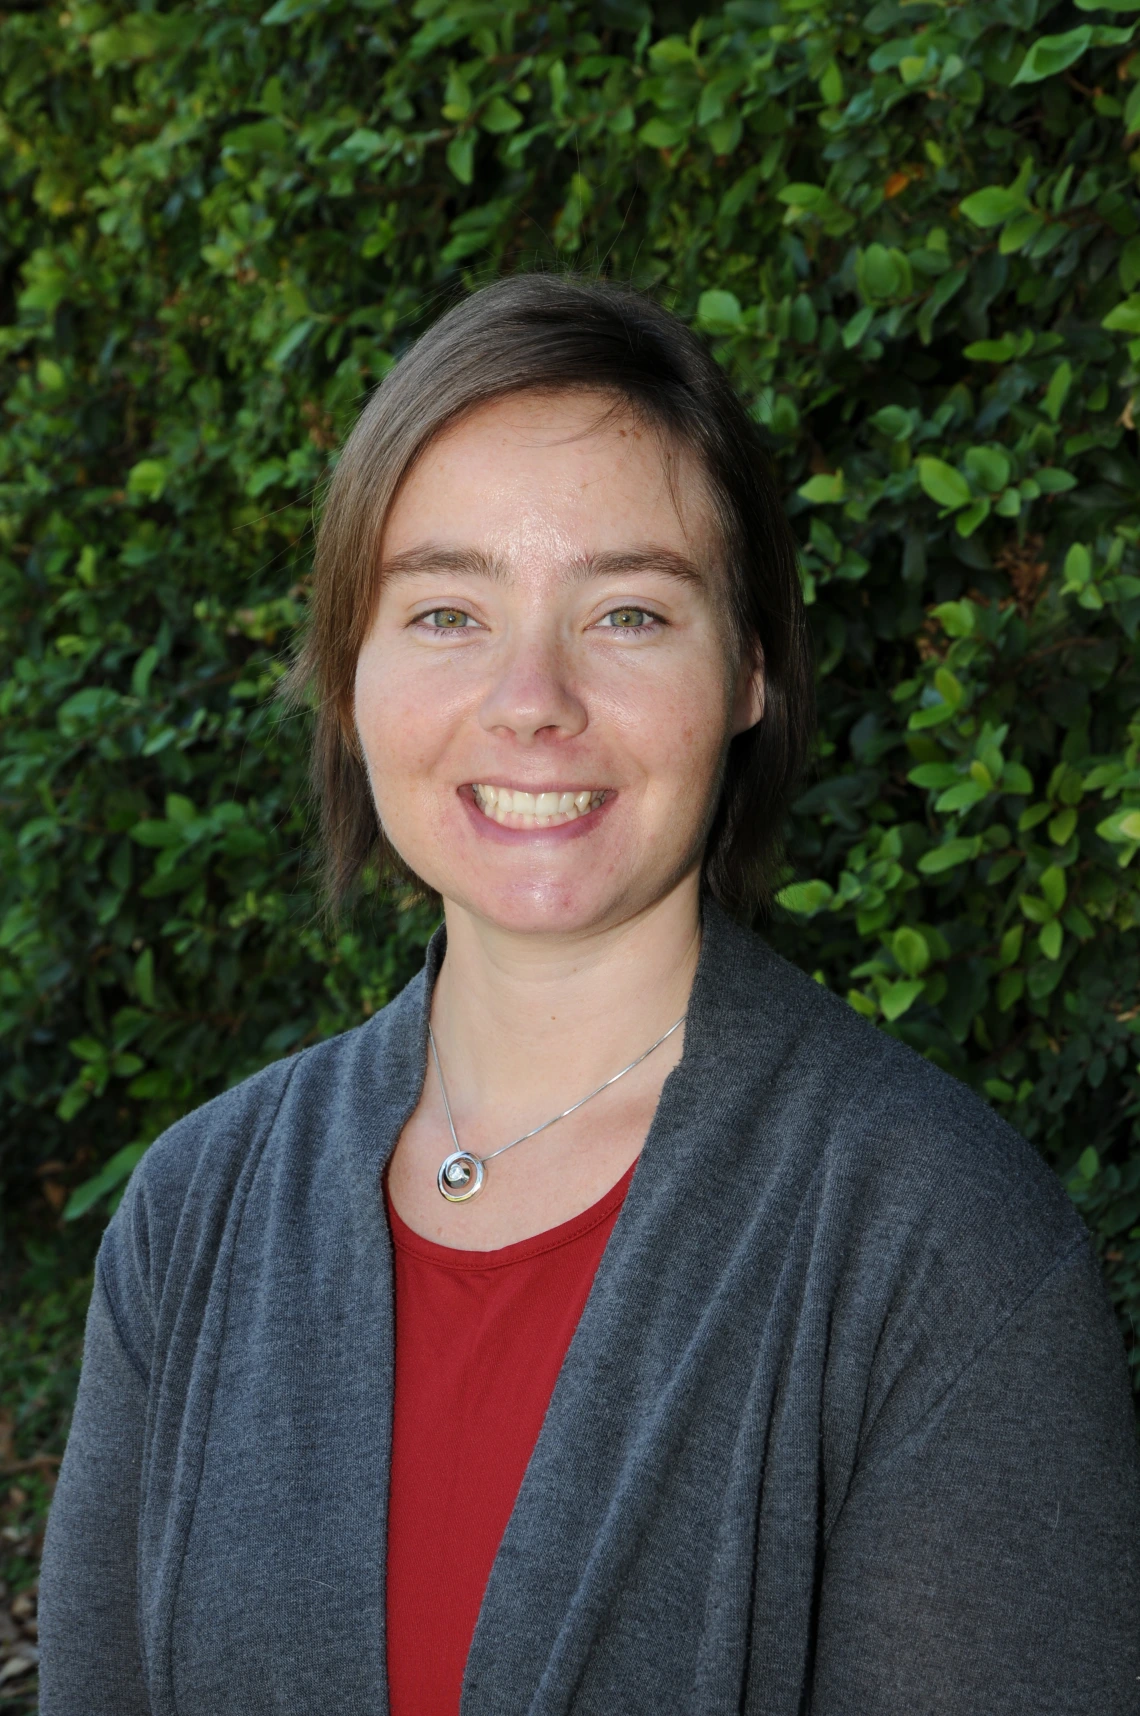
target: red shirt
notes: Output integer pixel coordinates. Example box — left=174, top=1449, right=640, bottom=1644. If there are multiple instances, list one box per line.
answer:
left=385, top=1162, right=635, bottom=1716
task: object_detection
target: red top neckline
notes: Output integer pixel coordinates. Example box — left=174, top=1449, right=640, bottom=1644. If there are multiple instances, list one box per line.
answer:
left=386, top=1157, right=638, bottom=1272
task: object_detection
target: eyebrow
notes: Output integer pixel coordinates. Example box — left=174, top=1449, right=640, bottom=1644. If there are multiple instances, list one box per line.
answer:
left=379, top=544, right=707, bottom=586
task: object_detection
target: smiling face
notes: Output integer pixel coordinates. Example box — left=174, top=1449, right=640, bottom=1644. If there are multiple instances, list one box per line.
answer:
left=353, top=390, right=764, bottom=940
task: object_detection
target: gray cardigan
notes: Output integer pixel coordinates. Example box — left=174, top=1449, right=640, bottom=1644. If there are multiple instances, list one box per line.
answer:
left=39, top=904, right=1140, bottom=1714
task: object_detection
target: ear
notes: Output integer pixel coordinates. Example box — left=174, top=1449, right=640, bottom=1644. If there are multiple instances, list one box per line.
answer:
left=731, top=639, right=765, bottom=737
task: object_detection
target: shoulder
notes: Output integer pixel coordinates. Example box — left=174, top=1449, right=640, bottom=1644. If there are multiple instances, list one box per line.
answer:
left=97, top=962, right=428, bottom=1347
left=120, top=1003, right=389, bottom=1216
left=698, top=905, right=1087, bottom=1351
left=702, top=914, right=1107, bottom=1453
left=760, top=936, right=1076, bottom=1249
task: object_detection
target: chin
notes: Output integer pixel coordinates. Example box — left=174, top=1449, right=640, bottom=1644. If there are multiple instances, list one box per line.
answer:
left=448, top=873, right=634, bottom=938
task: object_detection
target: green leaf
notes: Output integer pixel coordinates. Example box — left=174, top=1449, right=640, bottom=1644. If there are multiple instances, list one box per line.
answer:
left=819, top=60, right=844, bottom=105
left=909, top=702, right=958, bottom=730
left=1040, top=864, right=1067, bottom=911
left=134, top=947, right=156, bottom=1008
left=1038, top=919, right=1063, bottom=960
left=639, top=118, right=686, bottom=149
left=1049, top=807, right=1078, bottom=845
left=934, top=666, right=964, bottom=708
left=127, top=459, right=168, bottom=502
left=870, top=404, right=913, bottom=441
left=891, top=926, right=931, bottom=977
left=1012, top=27, right=1094, bottom=84
left=1102, top=296, right=1140, bottom=334
left=880, top=978, right=926, bottom=1021
left=130, top=819, right=181, bottom=847
left=917, top=836, right=983, bottom=874
left=964, top=446, right=1010, bottom=493
left=935, top=780, right=989, bottom=811
left=999, top=211, right=1046, bottom=255
left=963, top=334, right=1019, bottom=361
left=1034, top=467, right=1077, bottom=493
left=908, top=763, right=960, bottom=788
left=917, top=457, right=972, bottom=509
left=1062, top=543, right=1092, bottom=589
left=842, top=304, right=875, bottom=349
left=442, top=68, right=472, bottom=119
left=777, top=183, right=825, bottom=207
left=165, top=794, right=196, bottom=825
left=959, top=187, right=1027, bottom=228
left=68, top=1036, right=106, bottom=1065
left=955, top=497, right=991, bottom=537
left=775, top=880, right=834, bottom=916
left=797, top=471, right=845, bottom=504
left=445, top=134, right=475, bottom=185
left=131, top=646, right=159, bottom=700
left=1043, top=360, right=1073, bottom=422
left=338, top=128, right=387, bottom=162
left=930, top=600, right=976, bottom=637
left=858, top=242, right=903, bottom=302
left=695, top=289, right=743, bottom=333
left=1120, top=236, right=1140, bottom=294
left=998, top=925, right=1024, bottom=967
left=57, top=686, right=121, bottom=734
left=1002, top=762, right=1035, bottom=794
left=480, top=96, right=523, bottom=134
left=63, top=1143, right=147, bottom=1221
left=1075, top=1148, right=1101, bottom=1182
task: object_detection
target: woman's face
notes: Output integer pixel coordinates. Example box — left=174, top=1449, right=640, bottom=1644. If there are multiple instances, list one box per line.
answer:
left=354, top=390, right=763, bottom=939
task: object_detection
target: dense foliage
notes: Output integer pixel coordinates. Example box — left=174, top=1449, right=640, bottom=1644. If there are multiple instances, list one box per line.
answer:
left=2, top=0, right=1140, bottom=1442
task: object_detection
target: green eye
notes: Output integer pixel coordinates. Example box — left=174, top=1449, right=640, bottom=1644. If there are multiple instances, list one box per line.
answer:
left=426, top=609, right=469, bottom=628
left=604, top=608, right=653, bottom=629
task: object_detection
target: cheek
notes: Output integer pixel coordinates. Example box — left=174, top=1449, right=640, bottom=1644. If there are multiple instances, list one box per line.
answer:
left=630, top=650, right=735, bottom=785
left=354, top=644, right=455, bottom=785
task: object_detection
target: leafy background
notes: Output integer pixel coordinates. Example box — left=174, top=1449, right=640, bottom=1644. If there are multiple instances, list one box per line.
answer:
left=3, top=0, right=1140, bottom=1699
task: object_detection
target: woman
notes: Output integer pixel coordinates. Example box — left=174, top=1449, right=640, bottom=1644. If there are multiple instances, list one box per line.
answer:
left=40, top=275, right=1139, bottom=1714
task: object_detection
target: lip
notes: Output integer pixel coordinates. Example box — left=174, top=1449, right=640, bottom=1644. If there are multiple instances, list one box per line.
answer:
left=457, top=783, right=615, bottom=843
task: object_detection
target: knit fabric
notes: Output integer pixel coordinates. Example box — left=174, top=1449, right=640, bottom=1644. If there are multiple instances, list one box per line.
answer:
left=39, top=902, right=1140, bottom=1714
left=385, top=1160, right=633, bottom=1713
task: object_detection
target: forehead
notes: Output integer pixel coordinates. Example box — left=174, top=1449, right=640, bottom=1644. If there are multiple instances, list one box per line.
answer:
left=381, top=389, right=719, bottom=565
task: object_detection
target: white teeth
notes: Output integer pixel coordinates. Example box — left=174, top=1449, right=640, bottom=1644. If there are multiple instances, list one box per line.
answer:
left=470, top=786, right=606, bottom=827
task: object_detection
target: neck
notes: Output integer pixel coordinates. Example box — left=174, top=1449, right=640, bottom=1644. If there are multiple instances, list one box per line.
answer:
left=430, top=876, right=702, bottom=1107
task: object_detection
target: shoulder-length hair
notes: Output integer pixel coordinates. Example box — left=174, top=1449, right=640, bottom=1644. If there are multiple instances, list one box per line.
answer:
left=286, top=273, right=815, bottom=918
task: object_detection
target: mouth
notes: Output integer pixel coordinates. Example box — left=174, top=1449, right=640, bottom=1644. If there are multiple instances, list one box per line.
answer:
left=470, top=784, right=609, bottom=830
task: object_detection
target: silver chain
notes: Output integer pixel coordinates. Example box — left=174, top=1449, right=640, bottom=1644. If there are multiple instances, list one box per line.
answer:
left=428, top=1012, right=686, bottom=1185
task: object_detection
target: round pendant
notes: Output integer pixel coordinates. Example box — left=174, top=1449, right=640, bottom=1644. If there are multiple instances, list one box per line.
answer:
left=437, top=1150, right=485, bottom=1202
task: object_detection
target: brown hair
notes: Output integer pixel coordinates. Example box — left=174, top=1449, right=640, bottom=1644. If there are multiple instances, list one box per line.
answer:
left=286, top=273, right=815, bottom=918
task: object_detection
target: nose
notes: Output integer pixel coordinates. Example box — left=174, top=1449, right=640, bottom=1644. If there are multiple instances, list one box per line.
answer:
left=477, top=628, right=587, bottom=745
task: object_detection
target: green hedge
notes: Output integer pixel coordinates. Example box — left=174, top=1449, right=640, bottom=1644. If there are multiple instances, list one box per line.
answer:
left=2, top=0, right=1139, bottom=1389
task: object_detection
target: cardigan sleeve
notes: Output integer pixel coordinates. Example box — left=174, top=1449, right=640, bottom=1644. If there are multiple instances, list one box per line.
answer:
left=38, top=1271, right=151, bottom=1716
left=810, top=1239, right=1140, bottom=1715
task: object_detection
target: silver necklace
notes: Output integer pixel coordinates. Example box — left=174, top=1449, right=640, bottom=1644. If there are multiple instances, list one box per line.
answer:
left=429, top=1014, right=686, bottom=1202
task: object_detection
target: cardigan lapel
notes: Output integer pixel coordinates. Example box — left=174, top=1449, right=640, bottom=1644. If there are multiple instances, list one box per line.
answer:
left=460, top=904, right=815, bottom=1716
